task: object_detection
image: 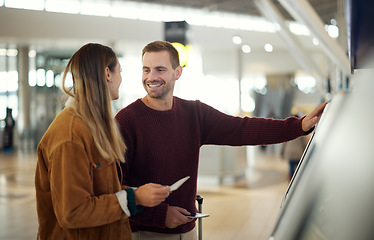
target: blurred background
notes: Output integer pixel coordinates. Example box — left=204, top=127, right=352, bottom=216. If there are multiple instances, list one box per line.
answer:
left=0, top=0, right=349, bottom=153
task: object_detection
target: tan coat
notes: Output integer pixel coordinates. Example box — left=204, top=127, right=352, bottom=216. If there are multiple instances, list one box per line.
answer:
left=35, top=107, right=131, bottom=240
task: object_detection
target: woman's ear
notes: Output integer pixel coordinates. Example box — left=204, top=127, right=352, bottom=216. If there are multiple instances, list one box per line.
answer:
left=105, top=67, right=112, bottom=82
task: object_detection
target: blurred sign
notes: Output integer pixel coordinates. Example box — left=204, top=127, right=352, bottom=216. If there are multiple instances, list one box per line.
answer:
left=164, top=21, right=189, bottom=45
left=171, top=42, right=191, bottom=67
left=165, top=21, right=191, bottom=67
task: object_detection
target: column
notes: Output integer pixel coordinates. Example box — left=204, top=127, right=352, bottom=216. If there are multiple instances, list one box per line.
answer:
left=17, top=45, right=33, bottom=152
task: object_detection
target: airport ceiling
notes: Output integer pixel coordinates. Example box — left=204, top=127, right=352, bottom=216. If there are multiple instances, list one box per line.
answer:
left=1, top=0, right=344, bottom=69
left=123, top=0, right=341, bottom=25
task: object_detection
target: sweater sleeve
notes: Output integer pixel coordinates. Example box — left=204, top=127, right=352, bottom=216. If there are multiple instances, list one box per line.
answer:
left=197, top=101, right=309, bottom=146
left=49, top=142, right=123, bottom=229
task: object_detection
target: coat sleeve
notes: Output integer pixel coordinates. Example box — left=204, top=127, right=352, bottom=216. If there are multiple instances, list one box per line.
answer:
left=49, top=142, right=124, bottom=229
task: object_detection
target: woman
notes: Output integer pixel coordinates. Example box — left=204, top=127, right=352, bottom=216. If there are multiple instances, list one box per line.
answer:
left=35, top=43, right=170, bottom=240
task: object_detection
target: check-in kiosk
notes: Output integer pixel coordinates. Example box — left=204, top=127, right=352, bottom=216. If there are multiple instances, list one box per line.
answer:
left=270, top=63, right=374, bottom=240
left=269, top=0, right=374, bottom=238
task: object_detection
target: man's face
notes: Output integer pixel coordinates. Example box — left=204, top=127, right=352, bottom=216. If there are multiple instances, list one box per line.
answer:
left=142, top=50, right=180, bottom=100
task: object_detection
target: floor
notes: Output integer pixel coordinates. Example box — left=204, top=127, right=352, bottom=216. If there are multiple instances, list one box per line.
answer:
left=0, top=146, right=290, bottom=240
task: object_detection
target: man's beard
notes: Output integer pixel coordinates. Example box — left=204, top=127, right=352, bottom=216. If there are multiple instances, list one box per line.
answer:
left=148, top=91, right=167, bottom=99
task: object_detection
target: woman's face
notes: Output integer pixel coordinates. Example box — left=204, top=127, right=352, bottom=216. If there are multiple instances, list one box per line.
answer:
left=107, top=60, right=122, bottom=100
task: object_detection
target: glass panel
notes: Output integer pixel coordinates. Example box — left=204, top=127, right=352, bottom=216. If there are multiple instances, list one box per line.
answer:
left=6, top=71, right=18, bottom=92
left=7, top=94, right=18, bottom=118
left=7, top=53, right=17, bottom=72
left=0, top=72, right=7, bottom=93
left=36, top=69, right=46, bottom=87
left=29, top=70, right=37, bottom=87
left=0, top=54, right=5, bottom=72
left=0, top=95, right=7, bottom=119
left=46, top=70, right=54, bottom=87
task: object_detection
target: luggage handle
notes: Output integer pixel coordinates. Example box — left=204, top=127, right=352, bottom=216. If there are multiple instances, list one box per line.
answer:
left=196, top=195, right=204, bottom=240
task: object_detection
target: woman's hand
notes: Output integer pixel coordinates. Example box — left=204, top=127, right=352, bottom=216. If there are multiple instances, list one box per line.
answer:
left=134, top=183, right=170, bottom=207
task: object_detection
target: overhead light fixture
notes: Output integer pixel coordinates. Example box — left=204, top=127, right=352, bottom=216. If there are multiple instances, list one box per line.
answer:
left=45, top=0, right=80, bottom=14
left=28, top=50, right=37, bottom=58
left=278, top=0, right=349, bottom=74
left=232, top=36, right=242, bottom=45
left=264, top=43, right=273, bottom=52
left=5, top=0, right=44, bottom=10
left=312, top=37, right=319, bottom=45
left=0, top=49, right=6, bottom=56
left=7, top=49, right=18, bottom=57
left=326, top=25, right=339, bottom=38
left=242, top=45, right=251, bottom=53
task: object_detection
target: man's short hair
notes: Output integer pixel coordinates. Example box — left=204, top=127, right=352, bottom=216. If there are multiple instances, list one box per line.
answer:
left=142, top=41, right=180, bottom=69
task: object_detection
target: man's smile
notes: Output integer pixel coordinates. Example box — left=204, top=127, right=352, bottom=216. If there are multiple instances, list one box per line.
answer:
left=148, top=83, right=163, bottom=88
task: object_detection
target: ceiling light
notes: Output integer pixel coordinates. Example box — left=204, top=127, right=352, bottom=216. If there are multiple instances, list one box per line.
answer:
left=242, top=45, right=251, bottom=53
left=264, top=44, right=273, bottom=52
left=7, top=49, right=18, bottom=56
left=326, top=25, right=339, bottom=38
left=28, top=50, right=37, bottom=58
left=312, top=37, right=319, bottom=45
left=232, top=36, right=242, bottom=45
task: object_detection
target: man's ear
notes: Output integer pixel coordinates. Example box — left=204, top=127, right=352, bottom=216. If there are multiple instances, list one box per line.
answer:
left=174, top=66, right=183, bottom=80
left=105, top=67, right=112, bottom=82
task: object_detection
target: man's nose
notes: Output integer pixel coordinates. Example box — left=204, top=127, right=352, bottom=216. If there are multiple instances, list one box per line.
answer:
left=149, top=70, right=158, bottom=80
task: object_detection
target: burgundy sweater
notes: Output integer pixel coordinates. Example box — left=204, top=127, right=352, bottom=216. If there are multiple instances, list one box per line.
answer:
left=115, top=97, right=309, bottom=234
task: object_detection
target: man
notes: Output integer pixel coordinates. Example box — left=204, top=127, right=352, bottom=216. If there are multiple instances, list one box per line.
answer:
left=115, top=40, right=326, bottom=240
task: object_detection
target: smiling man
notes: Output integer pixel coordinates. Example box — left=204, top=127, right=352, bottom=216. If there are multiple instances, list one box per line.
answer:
left=141, top=44, right=182, bottom=110
left=115, top=40, right=327, bottom=240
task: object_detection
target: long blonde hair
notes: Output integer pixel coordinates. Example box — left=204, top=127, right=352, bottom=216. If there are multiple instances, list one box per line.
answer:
left=62, top=43, right=126, bottom=162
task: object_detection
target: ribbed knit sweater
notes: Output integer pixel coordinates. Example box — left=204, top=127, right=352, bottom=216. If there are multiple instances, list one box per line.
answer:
left=115, top=96, right=309, bottom=234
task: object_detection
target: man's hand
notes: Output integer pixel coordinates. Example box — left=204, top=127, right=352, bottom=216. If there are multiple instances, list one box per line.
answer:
left=134, top=183, right=170, bottom=207
left=301, top=102, right=328, bottom=132
left=165, top=206, right=193, bottom=228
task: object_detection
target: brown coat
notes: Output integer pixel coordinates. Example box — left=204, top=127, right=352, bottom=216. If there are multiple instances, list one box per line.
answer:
left=35, top=107, right=131, bottom=240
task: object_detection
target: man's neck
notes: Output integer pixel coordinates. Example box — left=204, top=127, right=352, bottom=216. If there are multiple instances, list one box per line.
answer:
left=141, top=95, right=173, bottom=111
